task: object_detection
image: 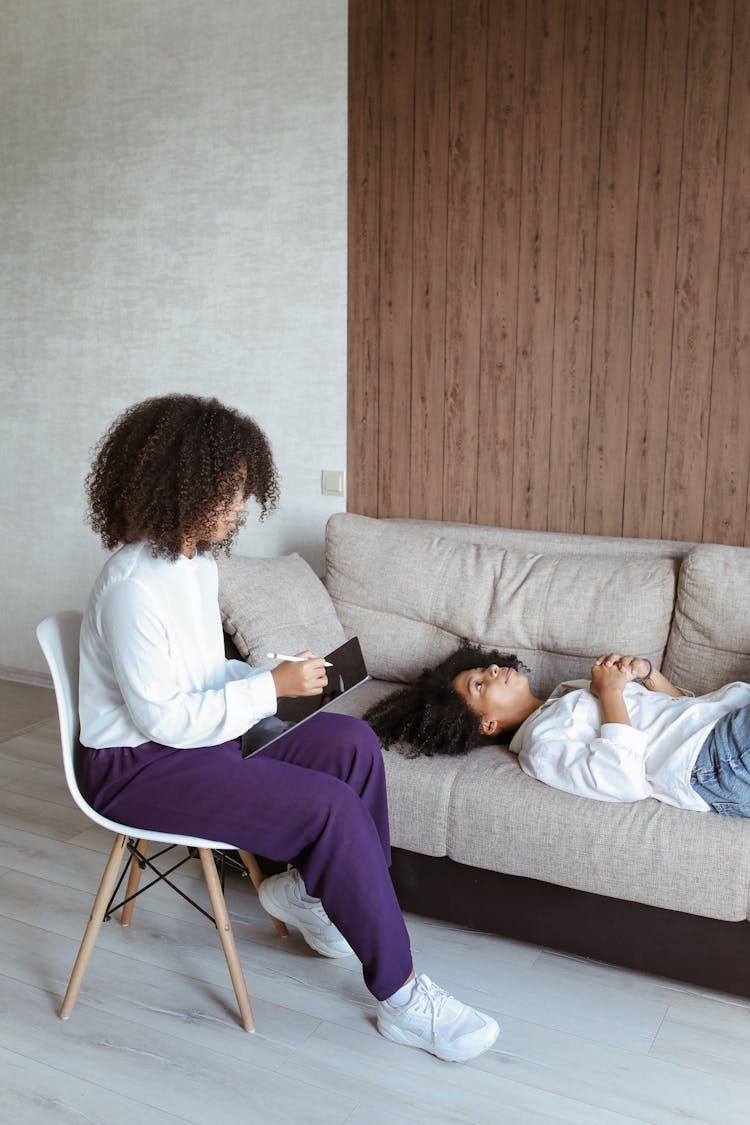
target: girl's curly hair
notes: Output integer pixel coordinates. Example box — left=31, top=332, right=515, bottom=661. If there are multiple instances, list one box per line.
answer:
left=363, top=641, right=525, bottom=758
left=85, top=394, right=279, bottom=559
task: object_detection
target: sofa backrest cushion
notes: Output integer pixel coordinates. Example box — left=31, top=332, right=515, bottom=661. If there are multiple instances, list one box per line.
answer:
left=217, top=552, right=346, bottom=665
left=326, top=514, right=678, bottom=696
left=664, top=544, right=750, bottom=694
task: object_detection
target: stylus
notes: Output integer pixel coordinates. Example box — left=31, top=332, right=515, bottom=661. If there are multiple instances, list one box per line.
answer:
left=266, top=652, right=333, bottom=667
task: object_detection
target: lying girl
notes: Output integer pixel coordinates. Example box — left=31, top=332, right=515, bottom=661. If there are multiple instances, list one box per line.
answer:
left=364, top=642, right=750, bottom=816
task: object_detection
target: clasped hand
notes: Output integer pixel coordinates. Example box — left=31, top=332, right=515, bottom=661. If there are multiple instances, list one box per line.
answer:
left=270, top=651, right=328, bottom=698
left=590, top=653, right=649, bottom=696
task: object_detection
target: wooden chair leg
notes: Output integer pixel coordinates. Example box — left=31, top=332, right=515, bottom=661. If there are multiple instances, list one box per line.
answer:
left=198, top=848, right=255, bottom=1032
left=237, top=848, right=288, bottom=937
left=120, top=839, right=147, bottom=926
left=60, top=834, right=127, bottom=1020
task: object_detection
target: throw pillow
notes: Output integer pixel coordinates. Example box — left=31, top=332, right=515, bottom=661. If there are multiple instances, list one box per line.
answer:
left=217, top=553, right=346, bottom=665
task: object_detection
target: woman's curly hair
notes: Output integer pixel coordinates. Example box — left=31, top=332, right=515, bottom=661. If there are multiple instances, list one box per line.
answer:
left=363, top=641, right=525, bottom=758
left=85, top=394, right=279, bottom=559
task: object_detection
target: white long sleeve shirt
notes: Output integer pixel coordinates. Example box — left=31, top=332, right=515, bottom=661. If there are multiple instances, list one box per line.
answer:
left=79, top=542, right=277, bottom=750
left=510, top=679, right=750, bottom=812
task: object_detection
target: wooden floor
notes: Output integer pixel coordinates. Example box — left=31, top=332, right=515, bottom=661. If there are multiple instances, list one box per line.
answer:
left=2, top=683, right=749, bottom=1124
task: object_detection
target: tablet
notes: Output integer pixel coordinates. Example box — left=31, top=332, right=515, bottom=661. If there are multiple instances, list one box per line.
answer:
left=241, top=636, right=369, bottom=757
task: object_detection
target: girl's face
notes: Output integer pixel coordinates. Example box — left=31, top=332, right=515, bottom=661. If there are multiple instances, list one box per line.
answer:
left=452, top=663, right=537, bottom=736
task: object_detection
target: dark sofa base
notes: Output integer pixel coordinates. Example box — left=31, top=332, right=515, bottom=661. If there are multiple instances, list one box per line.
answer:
left=388, top=848, right=750, bottom=1001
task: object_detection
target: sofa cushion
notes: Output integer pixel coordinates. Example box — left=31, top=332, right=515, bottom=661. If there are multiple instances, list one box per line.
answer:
left=326, top=515, right=677, bottom=696
left=217, top=552, right=346, bottom=664
left=446, top=745, right=750, bottom=921
left=664, top=544, right=750, bottom=695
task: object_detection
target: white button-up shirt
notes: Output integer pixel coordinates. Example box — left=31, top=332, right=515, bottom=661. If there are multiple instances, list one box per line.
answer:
left=79, top=542, right=277, bottom=749
left=510, top=679, right=750, bottom=811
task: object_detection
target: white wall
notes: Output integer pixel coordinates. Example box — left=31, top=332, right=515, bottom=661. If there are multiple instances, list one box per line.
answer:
left=0, top=0, right=348, bottom=679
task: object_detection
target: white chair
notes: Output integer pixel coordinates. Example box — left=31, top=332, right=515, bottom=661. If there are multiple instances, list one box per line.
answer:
left=36, top=610, right=287, bottom=1032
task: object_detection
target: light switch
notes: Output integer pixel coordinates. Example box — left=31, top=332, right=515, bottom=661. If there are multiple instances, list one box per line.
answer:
left=321, top=469, right=345, bottom=496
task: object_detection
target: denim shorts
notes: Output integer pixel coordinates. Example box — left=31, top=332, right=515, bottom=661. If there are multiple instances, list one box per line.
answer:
left=690, top=703, right=750, bottom=817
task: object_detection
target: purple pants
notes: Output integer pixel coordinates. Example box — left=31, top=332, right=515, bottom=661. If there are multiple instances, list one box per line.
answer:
left=81, top=712, right=412, bottom=1000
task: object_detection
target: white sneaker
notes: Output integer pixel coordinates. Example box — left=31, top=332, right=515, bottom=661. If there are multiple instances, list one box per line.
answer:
left=377, top=974, right=499, bottom=1062
left=257, top=867, right=354, bottom=958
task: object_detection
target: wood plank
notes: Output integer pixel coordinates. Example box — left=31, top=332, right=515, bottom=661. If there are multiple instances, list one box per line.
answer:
left=0, top=969, right=356, bottom=1124
left=0, top=1042, right=188, bottom=1125
left=409, top=0, right=451, bottom=520
left=377, top=0, right=415, bottom=518
left=584, top=0, right=647, bottom=536
left=442, top=0, right=488, bottom=524
left=347, top=0, right=382, bottom=517
left=511, top=0, right=565, bottom=531
left=622, top=0, right=689, bottom=540
left=662, top=0, right=732, bottom=542
left=476, top=0, right=526, bottom=529
left=703, top=0, right=750, bottom=546
left=547, top=0, right=605, bottom=534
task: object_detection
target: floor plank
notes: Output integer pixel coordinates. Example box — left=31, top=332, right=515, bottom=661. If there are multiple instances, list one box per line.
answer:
left=0, top=683, right=57, bottom=742
left=0, top=1043, right=190, bottom=1124
left=0, top=975, right=356, bottom=1124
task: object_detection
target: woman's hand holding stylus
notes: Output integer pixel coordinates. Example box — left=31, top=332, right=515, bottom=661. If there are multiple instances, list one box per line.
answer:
left=270, top=651, right=329, bottom=698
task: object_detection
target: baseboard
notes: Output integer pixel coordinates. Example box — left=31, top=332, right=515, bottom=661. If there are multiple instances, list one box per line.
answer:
left=0, top=665, right=53, bottom=689
left=388, top=849, right=750, bottom=1000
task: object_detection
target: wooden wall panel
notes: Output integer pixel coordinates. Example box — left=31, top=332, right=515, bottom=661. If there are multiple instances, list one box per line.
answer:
left=585, top=0, right=646, bottom=536
left=347, top=0, right=381, bottom=518
left=377, top=0, right=415, bottom=518
left=348, top=0, right=749, bottom=548
left=409, top=0, right=451, bottom=521
left=622, top=0, right=688, bottom=540
left=547, top=0, right=604, bottom=534
left=442, top=0, right=488, bottom=523
left=476, top=0, right=525, bottom=529
left=702, top=0, right=750, bottom=545
left=662, top=0, right=732, bottom=542
left=511, top=0, right=564, bottom=530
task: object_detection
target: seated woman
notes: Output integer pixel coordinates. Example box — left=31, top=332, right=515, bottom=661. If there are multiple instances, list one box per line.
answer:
left=78, top=396, right=499, bottom=1063
left=364, top=642, right=750, bottom=816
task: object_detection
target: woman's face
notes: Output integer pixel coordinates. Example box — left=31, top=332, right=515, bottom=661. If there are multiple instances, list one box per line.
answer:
left=182, top=464, right=248, bottom=555
left=207, top=481, right=247, bottom=543
left=452, top=663, right=535, bottom=735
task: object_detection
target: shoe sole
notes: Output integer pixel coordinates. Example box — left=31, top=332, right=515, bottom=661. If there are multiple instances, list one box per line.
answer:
left=258, top=883, right=354, bottom=958
left=376, top=1017, right=500, bottom=1063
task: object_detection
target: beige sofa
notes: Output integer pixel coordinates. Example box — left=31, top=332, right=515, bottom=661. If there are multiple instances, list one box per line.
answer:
left=219, top=512, right=750, bottom=996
